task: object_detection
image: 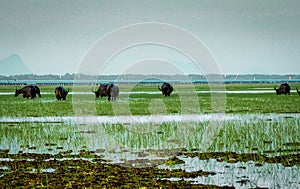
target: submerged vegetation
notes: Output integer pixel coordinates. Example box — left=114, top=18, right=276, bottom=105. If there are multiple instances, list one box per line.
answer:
left=0, top=83, right=300, bottom=187
left=0, top=151, right=225, bottom=188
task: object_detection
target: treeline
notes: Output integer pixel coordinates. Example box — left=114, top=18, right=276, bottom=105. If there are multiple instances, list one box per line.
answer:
left=0, top=73, right=299, bottom=81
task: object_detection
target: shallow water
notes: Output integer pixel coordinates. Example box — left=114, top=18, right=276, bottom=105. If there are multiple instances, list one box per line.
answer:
left=0, top=113, right=231, bottom=124
left=0, top=113, right=298, bottom=124
left=0, top=113, right=299, bottom=187
left=158, top=156, right=300, bottom=188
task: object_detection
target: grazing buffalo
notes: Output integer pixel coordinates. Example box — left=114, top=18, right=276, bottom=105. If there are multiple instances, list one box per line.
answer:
left=92, top=84, right=108, bottom=98
left=55, top=86, right=69, bottom=100
left=107, top=83, right=119, bottom=101
left=158, top=82, right=173, bottom=97
left=274, top=83, right=290, bottom=95
left=92, top=83, right=119, bottom=101
left=32, top=85, right=41, bottom=98
left=297, top=88, right=300, bottom=96
left=15, top=85, right=41, bottom=99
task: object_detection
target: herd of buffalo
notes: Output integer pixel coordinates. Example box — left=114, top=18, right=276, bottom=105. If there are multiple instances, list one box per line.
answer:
left=14, top=82, right=300, bottom=101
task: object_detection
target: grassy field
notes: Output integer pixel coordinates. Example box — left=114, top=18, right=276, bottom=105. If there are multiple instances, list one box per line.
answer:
left=0, top=83, right=300, bottom=188
left=1, top=83, right=300, bottom=117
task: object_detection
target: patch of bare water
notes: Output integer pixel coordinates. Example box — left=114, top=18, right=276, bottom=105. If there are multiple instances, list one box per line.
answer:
left=158, top=156, right=300, bottom=188
left=0, top=113, right=299, bottom=124
left=0, top=114, right=232, bottom=124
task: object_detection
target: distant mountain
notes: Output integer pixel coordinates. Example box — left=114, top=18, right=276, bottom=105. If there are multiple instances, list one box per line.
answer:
left=0, top=54, right=31, bottom=76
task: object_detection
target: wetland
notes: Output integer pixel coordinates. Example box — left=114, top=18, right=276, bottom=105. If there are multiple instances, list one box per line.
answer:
left=0, top=83, right=300, bottom=188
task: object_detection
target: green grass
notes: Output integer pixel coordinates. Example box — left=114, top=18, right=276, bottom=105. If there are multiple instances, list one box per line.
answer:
left=1, top=83, right=300, bottom=154
left=1, top=113, right=299, bottom=158
left=210, top=116, right=300, bottom=155
left=0, top=122, right=85, bottom=154
left=1, top=83, right=300, bottom=188
left=226, top=93, right=300, bottom=113
left=1, top=84, right=300, bottom=117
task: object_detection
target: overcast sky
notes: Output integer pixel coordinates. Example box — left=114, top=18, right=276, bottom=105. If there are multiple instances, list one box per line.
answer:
left=0, top=0, right=299, bottom=75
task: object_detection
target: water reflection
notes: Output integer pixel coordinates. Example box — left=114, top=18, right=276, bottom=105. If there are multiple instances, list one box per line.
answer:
left=158, top=156, right=300, bottom=188
left=1, top=113, right=298, bottom=124
left=0, top=113, right=299, bottom=187
left=0, top=114, right=231, bottom=124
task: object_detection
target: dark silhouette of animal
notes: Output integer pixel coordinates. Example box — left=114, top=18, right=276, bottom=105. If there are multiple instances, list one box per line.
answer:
left=158, top=82, right=173, bottom=97
left=296, top=88, right=300, bottom=95
left=274, top=83, right=290, bottom=95
left=92, top=84, right=108, bottom=98
left=106, top=83, right=119, bottom=101
left=14, top=85, right=41, bottom=99
left=54, top=86, right=69, bottom=100
left=32, top=85, right=41, bottom=98
left=92, top=83, right=119, bottom=101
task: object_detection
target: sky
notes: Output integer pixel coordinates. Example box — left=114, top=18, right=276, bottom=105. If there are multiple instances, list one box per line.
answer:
left=0, top=0, right=300, bottom=75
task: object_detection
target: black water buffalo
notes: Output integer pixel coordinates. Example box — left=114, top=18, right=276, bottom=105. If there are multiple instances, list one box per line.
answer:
left=107, top=83, right=119, bottom=101
left=296, top=88, right=300, bottom=95
left=158, top=82, right=173, bottom=97
left=92, top=83, right=119, bottom=101
left=55, top=86, right=69, bottom=100
left=92, top=84, right=108, bottom=98
left=15, top=85, right=41, bottom=99
left=32, top=85, right=41, bottom=98
left=274, top=83, right=290, bottom=95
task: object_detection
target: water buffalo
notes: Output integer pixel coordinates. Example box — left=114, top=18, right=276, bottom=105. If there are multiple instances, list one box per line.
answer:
left=297, top=88, right=300, bottom=95
left=32, top=85, right=41, bottom=98
left=106, top=83, right=119, bottom=101
left=15, top=85, right=41, bottom=99
left=92, top=84, right=108, bottom=98
left=274, top=83, right=290, bottom=95
left=158, top=82, right=173, bottom=97
left=92, top=83, right=119, bottom=101
left=55, top=86, right=69, bottom=100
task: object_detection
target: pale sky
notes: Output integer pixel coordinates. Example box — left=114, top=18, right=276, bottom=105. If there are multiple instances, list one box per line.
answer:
left=0, top=0, right=300, bottom=75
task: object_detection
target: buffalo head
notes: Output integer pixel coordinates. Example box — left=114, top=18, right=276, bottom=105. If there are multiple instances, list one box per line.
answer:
left=14, top=87, right=21, bottom=97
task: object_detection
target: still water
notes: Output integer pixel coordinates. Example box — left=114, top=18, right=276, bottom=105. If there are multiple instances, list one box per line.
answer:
left=0, top=113, right=299, bottom=188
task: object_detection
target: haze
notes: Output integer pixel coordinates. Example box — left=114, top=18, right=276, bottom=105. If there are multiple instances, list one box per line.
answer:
left=0, top=0, right=299, bottom=75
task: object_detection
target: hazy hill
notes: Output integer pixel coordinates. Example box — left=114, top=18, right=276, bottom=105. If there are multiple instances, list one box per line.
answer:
left=0, top=54, right=31, bottom=76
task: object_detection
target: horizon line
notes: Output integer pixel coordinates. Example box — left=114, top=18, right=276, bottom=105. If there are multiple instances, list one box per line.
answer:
left=1, top=73, right=300, bottom=77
